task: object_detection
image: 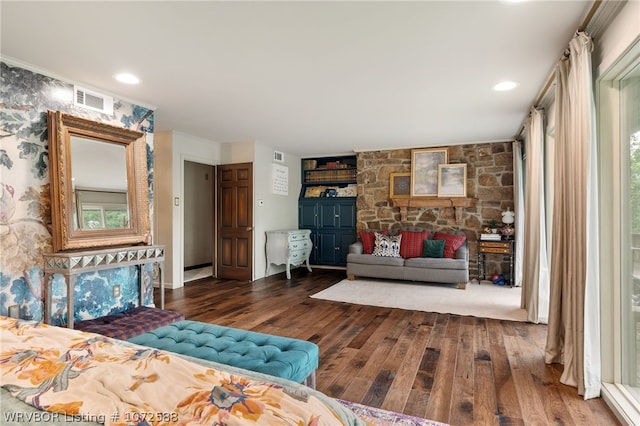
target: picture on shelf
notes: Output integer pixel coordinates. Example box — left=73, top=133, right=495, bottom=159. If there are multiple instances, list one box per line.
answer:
left=437, top=163, right=467, bottom=197
left=305, top=186, right=326, bottom=197
left=389, top=172, right=411, bottom=198
left=411, top=148, right=448, bottom=197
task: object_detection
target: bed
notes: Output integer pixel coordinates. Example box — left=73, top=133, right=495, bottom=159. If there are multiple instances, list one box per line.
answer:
left=0, top=316, right=364, bottom=425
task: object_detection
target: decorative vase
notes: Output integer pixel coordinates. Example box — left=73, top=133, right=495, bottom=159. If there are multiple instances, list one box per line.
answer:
left=501, top=224, right=515, bottom=239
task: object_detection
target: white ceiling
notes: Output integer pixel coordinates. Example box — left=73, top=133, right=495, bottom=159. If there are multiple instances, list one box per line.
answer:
left=1, top=1, right=594, bottom=156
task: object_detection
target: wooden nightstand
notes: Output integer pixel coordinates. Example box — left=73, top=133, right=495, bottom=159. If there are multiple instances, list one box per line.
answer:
left=477, top=239, right=515, bottom=285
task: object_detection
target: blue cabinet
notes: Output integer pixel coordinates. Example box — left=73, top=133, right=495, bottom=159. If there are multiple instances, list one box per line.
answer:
left=298, top=156, right=357, bottom=266
left=299, top=199, right=356, bottom=266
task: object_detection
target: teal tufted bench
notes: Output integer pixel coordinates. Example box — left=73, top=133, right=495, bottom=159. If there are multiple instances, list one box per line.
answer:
left=128, top=320, right=319, bottom=388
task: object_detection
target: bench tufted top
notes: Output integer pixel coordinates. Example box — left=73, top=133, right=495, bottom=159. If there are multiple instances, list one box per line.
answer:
left=128, top=320, right=319, bottom=383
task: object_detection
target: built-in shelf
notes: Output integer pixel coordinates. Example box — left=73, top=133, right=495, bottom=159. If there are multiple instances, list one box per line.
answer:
left=390, top=197, right=476, bottom=223
left=299, top=155, right=357, bottom=266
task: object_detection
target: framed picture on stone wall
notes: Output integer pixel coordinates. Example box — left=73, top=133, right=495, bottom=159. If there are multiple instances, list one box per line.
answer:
left=437, top=163, right=467, bottom=197
left=389, top=172, right=411, bottom=198
left=411, top=148, right=448, bottom=197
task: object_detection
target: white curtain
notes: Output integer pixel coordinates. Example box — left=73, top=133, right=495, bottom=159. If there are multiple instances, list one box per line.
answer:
left=512, top=141, right=525, bottom=289
left=545, top=31, right=601, bottom=399
left=521, top=108, right=550, bottom=323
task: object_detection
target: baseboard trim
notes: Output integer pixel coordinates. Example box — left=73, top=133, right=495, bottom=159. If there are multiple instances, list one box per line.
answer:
left=184, top=262, right=213, bottom=271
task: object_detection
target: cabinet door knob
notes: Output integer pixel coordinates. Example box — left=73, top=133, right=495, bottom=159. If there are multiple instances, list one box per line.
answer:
left=334, top=214, right=340, bottom=218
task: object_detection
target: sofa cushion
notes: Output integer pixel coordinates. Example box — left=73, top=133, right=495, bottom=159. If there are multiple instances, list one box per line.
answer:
left=423, top=239, right=445, bottom=258
left=347, top=253, right=405, bottom=267
left=404, top=257, right=468, bottom=270
left=360, top=230, right=388, bottom=254
left=399, top=229, right=430, bottom=259
left=372, top=232, right=402, bottom=258
left=433, top=232, right=467, bottom=258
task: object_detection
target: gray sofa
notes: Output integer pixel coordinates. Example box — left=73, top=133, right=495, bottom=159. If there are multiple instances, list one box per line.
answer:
left=346, top=229, right=469, bottom=289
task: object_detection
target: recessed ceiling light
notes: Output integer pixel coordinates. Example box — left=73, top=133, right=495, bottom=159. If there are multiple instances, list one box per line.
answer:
left=114, top=72, right=140, bottom=85
left=493, top=81, right=519, bottom=91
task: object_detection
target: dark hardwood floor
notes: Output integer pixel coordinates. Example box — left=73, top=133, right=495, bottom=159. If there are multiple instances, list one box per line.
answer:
left=159, top=268, right=620, bottom=426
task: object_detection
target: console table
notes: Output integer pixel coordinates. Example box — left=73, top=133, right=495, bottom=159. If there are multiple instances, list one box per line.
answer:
left=477, top=239, right=515, bottom=286
left=266, top=229, right=312, bottom=279
left=43, top=245, right=165, bottom=328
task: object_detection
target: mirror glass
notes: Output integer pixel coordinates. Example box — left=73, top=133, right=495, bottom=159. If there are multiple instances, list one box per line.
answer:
left=71, top=136, right=130, bottom=230
left=48, top=111, right=150, bottom=251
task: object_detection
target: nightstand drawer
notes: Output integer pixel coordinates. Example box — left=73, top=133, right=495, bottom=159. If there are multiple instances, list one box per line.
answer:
left=479, top=241, right=512, bottom=253
left=288, top=240, right=311, bottom=251
left=289, top=248, right=311, bottom=262
left=481, top=246, right=511, bottom=254
left=287, top=231, right=308, bottom=242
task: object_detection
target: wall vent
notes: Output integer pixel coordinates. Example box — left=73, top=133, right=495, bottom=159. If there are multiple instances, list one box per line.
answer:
left=74, top=86, right=114, bottom=115
left=273, top=150, right=284, bottom=163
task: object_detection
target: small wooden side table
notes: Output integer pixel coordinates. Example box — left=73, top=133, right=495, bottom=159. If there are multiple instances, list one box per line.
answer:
left=477, top=239, right=515, bottom=285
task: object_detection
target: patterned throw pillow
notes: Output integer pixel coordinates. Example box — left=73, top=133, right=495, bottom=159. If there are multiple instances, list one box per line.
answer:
left=432, top=232, right=467, bottom=258
left=360, top=230, right=388, bottom=254
left=372, top=232, right=402, bottom=258
left=398, top=230, right=430, bottom=259
left=423, top=239, right=445, bottom=258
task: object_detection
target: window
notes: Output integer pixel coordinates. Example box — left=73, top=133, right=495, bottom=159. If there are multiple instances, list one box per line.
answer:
left=622, top=61, right=640, bottom=402
left=74, top=189, right=129, bottom=230
left=599, top=39, right=640, bottom=424
left=80, top=204, right=129, bottom=229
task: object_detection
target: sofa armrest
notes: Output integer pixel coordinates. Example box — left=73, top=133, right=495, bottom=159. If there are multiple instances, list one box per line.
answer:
left=455, top=243, right=469, bottom=261
left=349, top=241, right=364, bottom=255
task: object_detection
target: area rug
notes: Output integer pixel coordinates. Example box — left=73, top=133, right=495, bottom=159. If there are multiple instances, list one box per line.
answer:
left=338, top=399, right=448, bottom=425
left=311, top=278, right=527, bottom=322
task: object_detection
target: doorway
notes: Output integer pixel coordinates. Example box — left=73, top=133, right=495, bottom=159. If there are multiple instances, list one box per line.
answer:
left=183, top=160, right=215, bottom=283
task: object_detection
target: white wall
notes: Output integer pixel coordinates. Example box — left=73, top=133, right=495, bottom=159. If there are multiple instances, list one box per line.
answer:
left=155, top=130, right=221, bottom=288
left=220, top=141, right=255, bottom=163
left=153, top=131, right=175, bottom=287
left=220, top=142, right=301, bottom=280
left=596, top=0, right=640, bottom=78
left=253, top=144, right=301, bottom=279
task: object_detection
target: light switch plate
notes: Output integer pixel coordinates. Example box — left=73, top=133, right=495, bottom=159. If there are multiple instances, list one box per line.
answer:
left=8, top=305, right=19, bottom=318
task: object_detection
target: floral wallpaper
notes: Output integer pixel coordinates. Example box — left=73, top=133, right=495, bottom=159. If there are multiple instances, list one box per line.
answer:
left=0, top=61, right=155, bottom=325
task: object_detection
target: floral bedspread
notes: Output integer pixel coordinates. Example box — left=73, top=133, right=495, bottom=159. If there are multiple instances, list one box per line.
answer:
left=0, top=316, right=348, bottom=425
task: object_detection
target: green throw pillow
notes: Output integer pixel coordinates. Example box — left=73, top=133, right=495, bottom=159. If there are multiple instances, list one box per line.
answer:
left=423, top=239, right=445, bottom=258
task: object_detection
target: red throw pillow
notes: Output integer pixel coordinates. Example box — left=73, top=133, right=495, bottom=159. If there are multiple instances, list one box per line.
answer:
left=360, top=230, right=388, bottom=254
left=433, top=232, right=466, bottom=258
left=398, top=230, right=430, bottom=259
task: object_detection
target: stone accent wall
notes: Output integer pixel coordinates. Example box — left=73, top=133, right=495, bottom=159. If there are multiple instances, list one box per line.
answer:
left=356, top=142, right=514, bottom=280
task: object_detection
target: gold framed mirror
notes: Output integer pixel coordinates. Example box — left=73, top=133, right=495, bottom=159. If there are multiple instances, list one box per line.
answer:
left=48, top=110, right=150, bottom=251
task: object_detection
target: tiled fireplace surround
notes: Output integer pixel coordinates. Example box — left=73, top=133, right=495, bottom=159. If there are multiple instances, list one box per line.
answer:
left=355, top=142, right=514, bottom=280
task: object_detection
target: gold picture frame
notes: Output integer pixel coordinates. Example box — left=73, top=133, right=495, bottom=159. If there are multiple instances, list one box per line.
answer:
left=437, top=163, right=467, bottom=197
left=389, top=172, right=411, bottom=198
left=411, top=148, right=448, bottom=197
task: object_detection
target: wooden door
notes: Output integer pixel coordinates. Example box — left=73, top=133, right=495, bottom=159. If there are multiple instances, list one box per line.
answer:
left=217, top=163, right=253, bottom=280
